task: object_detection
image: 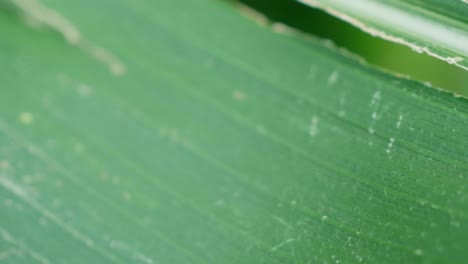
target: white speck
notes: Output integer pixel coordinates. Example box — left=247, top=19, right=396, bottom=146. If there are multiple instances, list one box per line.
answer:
left=77, top=84, right=92, bottom=96
left=290, top=200, right=297, bottom=205
left=370, top=91, right=381, bottom=106
left=371, top=111, right=379, bottom=120
left=321, top=215, right=328, bottom=221
left=19, top=112, right=34, bottom=125
left=270, top=238, right=295, bottom=251
left=327, top=71, right=339, bottom=85
left=134, top=252, right=154, bottom=264
left=272, top=215, right=293, bottom=229
left=368, top=128, right=375, bottom=134
left=123, top=191, right=131, bottom=201
left=396, top=114, right=403, bottom=128
left=413, top=249, right=423, bottom=256
left=309, top=116, right=319, bottom=137
left=369, top=91, right=382, bottom=127
left=0, top=177, right=28, bottom=200
left=272, top=22, right=293, bottom=34
left=386, top=138, right=395, bottom=153
left=356, top=256, right=363, bottom=262
left=232, top=89, right=247, bottom=101
left=423, top=81, right=433, bottom=88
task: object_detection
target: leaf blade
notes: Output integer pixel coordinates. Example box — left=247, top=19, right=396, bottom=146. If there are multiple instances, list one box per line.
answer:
left=299, top=0, right=468, bottom=71
left=0, top=0, right=467, bottom=263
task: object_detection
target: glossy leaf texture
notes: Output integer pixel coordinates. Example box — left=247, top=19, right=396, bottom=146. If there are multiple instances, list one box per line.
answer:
left=0, top=0, right=467, bottom=263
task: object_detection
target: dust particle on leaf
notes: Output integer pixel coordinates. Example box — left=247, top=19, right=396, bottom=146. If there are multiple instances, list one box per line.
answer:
left=309, top=116, right=320, bottom=137
left=77, top=84, right=93, bottom=96
left=19, top=112, right=34, bottom=125
left=396, top=114, right=403, bottom=128
left=386, top=138, right=395, bottom=153
left=327, top=71, right=339, bottom=85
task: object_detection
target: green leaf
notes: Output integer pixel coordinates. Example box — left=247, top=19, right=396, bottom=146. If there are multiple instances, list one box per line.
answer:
left=298, top=0, right=468, bottom=71
left=1, top=0, right=467, bottom=263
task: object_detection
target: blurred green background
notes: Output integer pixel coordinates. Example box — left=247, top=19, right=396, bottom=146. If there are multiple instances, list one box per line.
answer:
left=239, top=0, right=468, bottom=95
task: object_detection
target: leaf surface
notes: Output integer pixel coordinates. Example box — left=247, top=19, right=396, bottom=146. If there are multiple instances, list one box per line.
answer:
left=0, top=0, right=467, bottom=263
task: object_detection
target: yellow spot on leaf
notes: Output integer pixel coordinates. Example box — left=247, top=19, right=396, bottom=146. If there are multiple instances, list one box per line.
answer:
left=19, top=112, right=34, bottom=125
